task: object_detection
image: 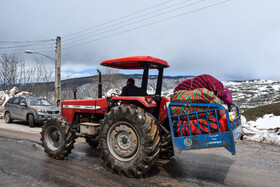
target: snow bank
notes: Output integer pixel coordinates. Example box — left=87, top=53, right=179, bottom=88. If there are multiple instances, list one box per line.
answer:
left=0, top=87, right=32, bottom=119
left=248, top=114, right=280, bottom=129
left=242, top=115, right=280, bottom=145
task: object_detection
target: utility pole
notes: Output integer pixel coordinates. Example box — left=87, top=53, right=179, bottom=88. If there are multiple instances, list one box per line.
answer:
left=55, top=36, right=61, bottom=107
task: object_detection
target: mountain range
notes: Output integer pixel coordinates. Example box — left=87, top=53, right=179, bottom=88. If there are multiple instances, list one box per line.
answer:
left=60, top=74, right=280, bottom=111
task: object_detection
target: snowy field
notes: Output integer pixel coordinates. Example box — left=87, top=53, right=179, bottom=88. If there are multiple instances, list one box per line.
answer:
left=241, top=115, right=280, bottom=145
left=222, top=80, right=280, bottom=110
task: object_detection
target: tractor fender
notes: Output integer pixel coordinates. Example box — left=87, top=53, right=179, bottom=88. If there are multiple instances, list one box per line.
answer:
left=158, top=96, right=170, bottom=124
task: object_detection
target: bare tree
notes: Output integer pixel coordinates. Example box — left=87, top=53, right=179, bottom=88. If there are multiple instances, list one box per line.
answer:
left=0, top=53, right=55, bottom=102
left=0, top=53, right=20, bottom=90
left=0, top=53, right=125, bottom=102
left=61, top=75, right=74, bottom=101
left=102, top=67, right=123, bottom=93
left=30, top=57, right=54, bottom=99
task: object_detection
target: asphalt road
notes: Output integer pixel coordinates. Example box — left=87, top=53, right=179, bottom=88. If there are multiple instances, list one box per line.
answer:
left=0, top=120, right=279, bottom=187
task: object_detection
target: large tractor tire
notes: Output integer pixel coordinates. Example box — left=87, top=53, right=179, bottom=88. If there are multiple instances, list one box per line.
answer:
left=99, top=105, right=161, bottom=177
left=160, top=134, right=174, bottom=159
left=41, top=116, right=76, bottom=159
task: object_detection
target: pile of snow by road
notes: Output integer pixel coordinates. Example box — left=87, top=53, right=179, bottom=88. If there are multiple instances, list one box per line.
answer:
left=242, top=114, right=280, bottom=145
left=0, top=87, right=32, bottom=119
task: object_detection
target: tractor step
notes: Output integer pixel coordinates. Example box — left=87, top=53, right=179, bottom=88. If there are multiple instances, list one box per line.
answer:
left=80, top=122, right=100, bottom=127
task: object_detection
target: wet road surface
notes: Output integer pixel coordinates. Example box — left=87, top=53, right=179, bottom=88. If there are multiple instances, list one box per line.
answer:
left=0, top=124, right=280, bottom=187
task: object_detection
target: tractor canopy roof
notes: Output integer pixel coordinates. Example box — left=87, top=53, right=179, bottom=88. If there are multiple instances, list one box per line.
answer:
left=100, top=56, right=169, bottom=69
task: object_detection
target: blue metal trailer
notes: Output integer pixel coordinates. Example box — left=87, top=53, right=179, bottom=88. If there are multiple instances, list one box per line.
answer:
left=167, top=102, right=242, bottom=156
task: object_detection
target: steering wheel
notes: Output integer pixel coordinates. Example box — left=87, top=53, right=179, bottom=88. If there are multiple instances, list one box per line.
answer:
left=111, top=93, right=119, bottom=97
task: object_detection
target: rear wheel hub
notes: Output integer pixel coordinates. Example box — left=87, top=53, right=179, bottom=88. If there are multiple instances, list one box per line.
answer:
left=108, top=122, right=139, bottom=161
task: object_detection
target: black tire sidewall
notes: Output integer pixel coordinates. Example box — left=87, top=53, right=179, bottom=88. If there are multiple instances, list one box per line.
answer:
left=28, top=114, right=35, bottom=127
left=5, top=112, right=11, bottom=123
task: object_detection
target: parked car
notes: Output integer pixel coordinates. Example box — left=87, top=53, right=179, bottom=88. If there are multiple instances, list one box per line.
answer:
left=4, top=96, right=60, bottom=127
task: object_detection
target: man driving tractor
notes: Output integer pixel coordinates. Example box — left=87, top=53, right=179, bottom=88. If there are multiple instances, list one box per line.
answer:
left=121, top=78, right=143, bottom=96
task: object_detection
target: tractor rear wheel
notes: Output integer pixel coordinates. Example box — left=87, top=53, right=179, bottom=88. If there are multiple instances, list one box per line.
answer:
left=160, top=134, right=174, bottom=159
left=41, top=116, right=76, bottom=159
left=99, top=105, right=160, bottom=177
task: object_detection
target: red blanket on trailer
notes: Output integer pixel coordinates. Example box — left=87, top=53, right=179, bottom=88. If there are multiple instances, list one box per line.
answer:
left=170, top=88, right=229, bottom=137
left=173, top=117, right=218, bottom=136
left=173, top=74, right=227, bottom=100
left=173, top=117, right=229, bottom=137
left=170, top=88, right=225, bottom=120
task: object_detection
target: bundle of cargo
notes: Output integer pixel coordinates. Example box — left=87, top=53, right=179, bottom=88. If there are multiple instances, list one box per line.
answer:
left=173, top=74, right=228, bottom=101
left=171, top=74, right=236, bottom=137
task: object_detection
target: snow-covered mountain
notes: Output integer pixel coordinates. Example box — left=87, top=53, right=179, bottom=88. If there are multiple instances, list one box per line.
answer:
left=123, top=75, right=280, bottom=110
left=62, top=74, right=280, bottom=110
left=223, top=80, right=280, bottom=110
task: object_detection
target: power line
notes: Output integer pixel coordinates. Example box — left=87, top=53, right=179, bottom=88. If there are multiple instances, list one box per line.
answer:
left=0, top=49, right=54, bottom=55
left=62, top=0, right=175, bottom=39
left=0, top=39, right=53, bottom=44
left=0, top=46, right=54, bottom=53
left=0, top=0, right=230, bottom=53
left=62, top=0, right=203, bottom=46
left=0, top=43, right=55, bottom=51
left=0, top=48, right=54, bottom=54
left=63, top=0, right=195, bottom=44
left=63, top=0, right=230, bottom=49
left=0, top=40, right=56, bottom=54
left=0, top=40, right=54, bottom=50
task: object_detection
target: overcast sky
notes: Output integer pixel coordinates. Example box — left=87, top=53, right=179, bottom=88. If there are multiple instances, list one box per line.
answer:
left=0, top=0, right=279, bottom=80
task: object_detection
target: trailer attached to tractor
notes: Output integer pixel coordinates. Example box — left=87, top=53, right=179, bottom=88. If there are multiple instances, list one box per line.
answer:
left=41, top=56, right=242, bottom=177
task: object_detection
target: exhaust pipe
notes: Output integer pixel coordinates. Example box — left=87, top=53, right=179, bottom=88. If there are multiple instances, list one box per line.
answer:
left=97, top=69, right=102, bottom=98
left=72, top=88, right=77, bottom=99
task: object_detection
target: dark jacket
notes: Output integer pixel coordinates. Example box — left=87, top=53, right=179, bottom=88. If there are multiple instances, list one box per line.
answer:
left=121, top=85, right=143, bottom=96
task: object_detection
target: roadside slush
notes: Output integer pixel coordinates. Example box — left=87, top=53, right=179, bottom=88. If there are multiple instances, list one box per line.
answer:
left=0, top=119, right=85, bottom=144
left=0, top=119, right=41, bottom=143
left=0, top=119, right=41, bottom=134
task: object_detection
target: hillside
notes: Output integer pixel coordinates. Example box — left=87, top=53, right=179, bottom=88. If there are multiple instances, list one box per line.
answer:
left=241, top=102, right=280, bottom=121
left=68, top=75, right=280, bottom=110
left=26, top=74, right=280, bottom=111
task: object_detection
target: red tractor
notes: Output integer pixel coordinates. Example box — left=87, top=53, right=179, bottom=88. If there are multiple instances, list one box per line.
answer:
left=41, top=56, right=173, bottom=177
left=41, top=56, right=242, bottom=177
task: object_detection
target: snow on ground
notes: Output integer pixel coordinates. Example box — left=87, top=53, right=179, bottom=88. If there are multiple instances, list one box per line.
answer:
left=241, top=115, right=280, bottom=145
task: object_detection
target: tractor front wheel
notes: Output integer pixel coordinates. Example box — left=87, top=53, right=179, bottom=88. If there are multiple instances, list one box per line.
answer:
left=41, top=116, right=76, bottom=159
left=99, top=105, right=160, bottom=177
